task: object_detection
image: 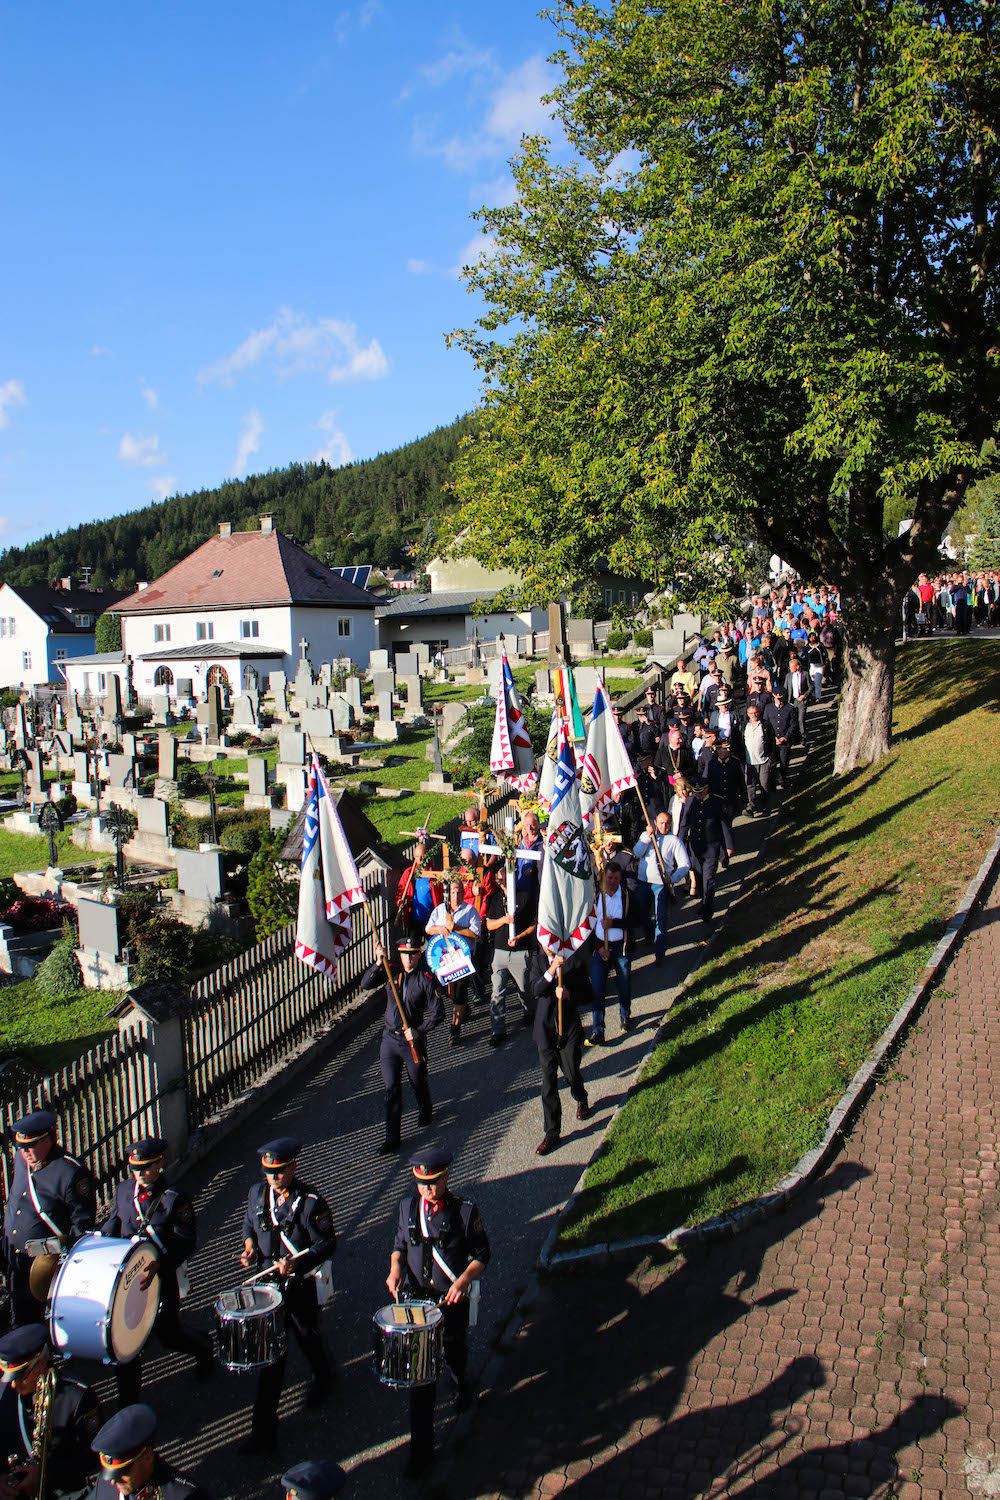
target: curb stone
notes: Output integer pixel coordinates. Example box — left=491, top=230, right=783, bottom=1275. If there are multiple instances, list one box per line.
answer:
left=538, top=818, right=1000, bottom=1271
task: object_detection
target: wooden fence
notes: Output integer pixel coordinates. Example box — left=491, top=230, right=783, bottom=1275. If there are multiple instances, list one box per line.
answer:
left=181, top=867, right=391, bottom=1130
left=0, top=1027, right=158, bottom=1204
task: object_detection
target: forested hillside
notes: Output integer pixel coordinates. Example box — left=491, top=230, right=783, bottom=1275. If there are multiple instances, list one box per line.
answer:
left=1, top=415, right=473, bottom=590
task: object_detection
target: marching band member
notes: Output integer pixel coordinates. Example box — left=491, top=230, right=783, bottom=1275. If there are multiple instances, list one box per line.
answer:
left=280, top=1461, right=347, bottom=1500
left=238, top=1140, right=336, bottom=1455
left=0, top=1325, right=101, bottom=1499
left=385, top=1149, right=489, bottom=1480
left=100, top=1137, right=215, bottom=1407
left=86, top=1404, right=202, bottom=1499
left=2, top=1113, right=95, bottom=1330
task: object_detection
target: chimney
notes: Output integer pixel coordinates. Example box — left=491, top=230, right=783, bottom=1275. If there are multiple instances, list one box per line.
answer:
left=219, top=522, right=232, bottom=537
left=260, top=515, right=274, bottom=534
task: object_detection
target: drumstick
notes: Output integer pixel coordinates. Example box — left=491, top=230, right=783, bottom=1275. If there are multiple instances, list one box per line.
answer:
left=242, top=1248, right=310, bottom=1285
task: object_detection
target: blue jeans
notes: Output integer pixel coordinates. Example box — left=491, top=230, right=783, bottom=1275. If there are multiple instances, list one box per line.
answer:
left=589, top=942, right=632, bottom=1035
left=637, top=882, right=671, bottom=960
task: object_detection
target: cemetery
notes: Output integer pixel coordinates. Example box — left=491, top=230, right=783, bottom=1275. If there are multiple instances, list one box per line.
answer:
left=0, top=607, right=678, bottom=1086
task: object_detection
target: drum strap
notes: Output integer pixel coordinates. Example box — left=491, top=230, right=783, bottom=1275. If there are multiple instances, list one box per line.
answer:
left=266, top=1188, right=305, bottom=1263
left=134, top=1185, right=169, bottom=1257
left=25, top=1169, right=62, bottom=1241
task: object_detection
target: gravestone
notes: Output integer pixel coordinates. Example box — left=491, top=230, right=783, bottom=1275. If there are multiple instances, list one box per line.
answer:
left=300, top=707, right=335, bottom=740
left=486, top=659, right=503, bottom=698
left=535, top=668, right=552, bottom=696
left=285, top=767, right=308, bottom=813
left=394, top=653, right=420, bottom=678
left=573, top=666, right=602, bottom=707
left=319, top=664, right=332, bottom=687
left=108, top=754, right=136, bottom=790
left=104, top=676, right=123, bottom=726
left=413, top=643, right=430, bottom=671
left=440, top=702, right=469, bottom=747
left=672, top=612, right=703, bottom=641
left=121, top=733, right=138, bottom=761
left=66, top=714, right=84, bottom=742
left=158, top=733, right=178, bottom=781
left=331, top=696, right=351, bottom=733
left=151, top=694, right=170, bottom=724
left=13, top=706, right=27, bottom=748
left=376, top=691, right=393, bottom=724
left=369, top=649, right=389, bottom=672
left=54, top=730, right=73, bottom=757
left=176, top=678, right=194, bottom=702
left=206, top=685, right=222, bottom=746
left=652, top=626, right=685, bottom=659
left=371, top=669, right=395, bottom=698
left=232, top=693, right=259, bottom=728
left=345, top=677, right=362, bottom=712
left=137, top=798, right=169, bottom=838
left=76, top=897, right=132, bottom=989
left=278, top=731, right=306, bottom=768
left=247, top=757, right=269, bottom=797
left=73, top=750, right=89, bottom=785
left=26, top=749, right=44, bottom=803
left=267, top=671, right=287, bottom=702
left=548, top=600, right=570, bottom=667
left=174, top=848, right=224, bottom=903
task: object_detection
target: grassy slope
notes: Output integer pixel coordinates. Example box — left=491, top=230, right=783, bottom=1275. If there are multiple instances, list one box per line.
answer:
left=559, top=641, right=1000, bottom=1246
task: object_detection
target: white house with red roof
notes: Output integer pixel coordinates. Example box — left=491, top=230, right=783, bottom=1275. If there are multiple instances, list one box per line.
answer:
left=115, top=517, right=377, bottom=702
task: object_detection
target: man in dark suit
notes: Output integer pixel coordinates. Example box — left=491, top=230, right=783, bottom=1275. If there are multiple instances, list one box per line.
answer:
left=764, top=685, right=796, bottom=788
left=679, top=779, right=734, bottom=923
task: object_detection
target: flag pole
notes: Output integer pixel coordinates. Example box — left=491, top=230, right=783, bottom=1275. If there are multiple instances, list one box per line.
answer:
left=357, top=894, right=422, bottom=1067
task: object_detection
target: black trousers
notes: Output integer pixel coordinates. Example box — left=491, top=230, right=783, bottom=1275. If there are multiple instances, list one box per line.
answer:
left=773, top=741, right=791, bottom=782
left=688, top=843, right=723, bottom=921
left=538, top=1022, right=587, bottom=1140
left=115, top=1271, right=213, bottom=1407
left=409, top=1301, right=468, bottom=1463
left=251, top=1278, right=330, bottom=1440
left=380, top=1030, right=432, bottom=1145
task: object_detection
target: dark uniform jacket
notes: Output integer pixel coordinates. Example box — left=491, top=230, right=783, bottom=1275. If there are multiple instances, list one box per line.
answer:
left=361, top=962, right=445, bottom=1036
left=764, top=702, right=796, bottom=743
left=706, top=754, right=748, bottom=807
left=653, top=736, right=697, bottom=783
left=3, top=1146, right=95, bottom=1259
left=678, top=795, right=734, bottom=855
left=87, top=1455, right=204, bottom=1500
left=392, top=1191, right=490, bottom=1297
left=0, top=1374, right=101, bottom=1495
left=531, top=956, right=594, bottom=1049
left=242, top=1179, right=336, bottom=1274
left=100, top=1175, right=196, bottom=1273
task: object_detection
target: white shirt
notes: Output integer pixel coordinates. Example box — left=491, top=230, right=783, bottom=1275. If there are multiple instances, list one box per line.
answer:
left=426, top=901, right=482, bottom=940
left=595, top=885, right=626, bottom=943
left=744, top=721, right=768, bottom=766
left=633, top=830, right=691, bottom=887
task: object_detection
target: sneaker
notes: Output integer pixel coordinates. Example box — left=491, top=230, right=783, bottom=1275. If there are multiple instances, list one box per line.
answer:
left=535, top=1135, right=560, bottom=1156
left=584, top=1031, right=605, bottom=1048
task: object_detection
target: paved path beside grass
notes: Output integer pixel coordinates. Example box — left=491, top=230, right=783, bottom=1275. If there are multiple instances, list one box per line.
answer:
left=440, top=856, right=1000, bottom=1499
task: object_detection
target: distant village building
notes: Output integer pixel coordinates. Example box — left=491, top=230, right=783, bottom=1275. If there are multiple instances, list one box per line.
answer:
left=0, top=581, right=129, bottom=690
left=114, top=517, right=377, bottom=702
left=375, top=591, right=547, bottom=661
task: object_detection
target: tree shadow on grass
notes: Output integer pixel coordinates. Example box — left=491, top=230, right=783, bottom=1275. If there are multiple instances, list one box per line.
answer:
left=561, top=1155, right=756, bottom=1243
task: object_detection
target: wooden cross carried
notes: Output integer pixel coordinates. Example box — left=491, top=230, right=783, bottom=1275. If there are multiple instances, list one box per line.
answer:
left=588, top=809, right=623, bottom=952
left=477, top=828, right=543, bottom=943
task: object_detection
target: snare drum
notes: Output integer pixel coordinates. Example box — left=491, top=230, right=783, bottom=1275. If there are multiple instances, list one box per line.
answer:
left=373, top=1301, right=443, bottom=1389
left=47, top=1233, right=160, bottom=1365
left=215, top=1284, right=286, bottom=1373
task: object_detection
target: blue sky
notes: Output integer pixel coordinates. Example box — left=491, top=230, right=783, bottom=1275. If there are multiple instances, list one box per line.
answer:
left=0, top=2, right=564, bottom=548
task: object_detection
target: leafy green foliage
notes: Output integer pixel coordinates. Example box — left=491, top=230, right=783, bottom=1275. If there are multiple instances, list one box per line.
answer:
left=444, top=1, right=1000, bottom=684
left=94, top=613, right=122, bottom=652
left=219, top=814, right=269, bottom=857
left=0, top=417, right=475, bottom=586
left=447, top=697, right=551, bottom=787
left=246, top=828, right=298, bottom=940
left=33, top=924, right=83, bottom=1002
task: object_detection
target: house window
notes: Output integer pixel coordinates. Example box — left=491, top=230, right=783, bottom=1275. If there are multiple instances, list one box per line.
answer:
left=153, top=666, right=174, bottom=687
left=195, top=621, right=214, bottom=642
left=240, top=619, right=259, bottom=639
left=618, top=590, right=626, bottom=605
left=206, top=664, right=229, bottom=687
left=0, top=621, right=6, bottom=638
left=604, top=589, right=613, bottom=607
left=8, top=618, right=14, bottom=637
left=21, top=652, right=30, bottom=670
left=56, top=649, right=66, bottom=660
left=631, top=592, right=639, bottom=608
left=337, top=618, right=352, bottom=637
left=153, top=623, right=171, bottom=643
left=98, top=673, right=106, bottom=691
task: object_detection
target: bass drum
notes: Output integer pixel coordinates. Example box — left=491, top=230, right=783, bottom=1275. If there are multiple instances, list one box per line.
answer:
left=373, top=1300, right=443, bottom=1389
left=48, top=1234, right=160, bottom=1365
left=215, top=1284, right=286, bottom=1373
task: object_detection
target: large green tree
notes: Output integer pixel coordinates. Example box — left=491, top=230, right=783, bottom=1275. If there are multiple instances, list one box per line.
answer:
left=444, top=0, right=999, bottom=770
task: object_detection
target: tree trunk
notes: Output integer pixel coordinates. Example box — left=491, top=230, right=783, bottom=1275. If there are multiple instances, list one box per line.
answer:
left=833, top=629, right=895, bottom=774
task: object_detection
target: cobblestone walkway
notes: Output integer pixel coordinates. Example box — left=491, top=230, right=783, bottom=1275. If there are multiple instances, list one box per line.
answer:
left=441, top=865, right=1000, bottom=1500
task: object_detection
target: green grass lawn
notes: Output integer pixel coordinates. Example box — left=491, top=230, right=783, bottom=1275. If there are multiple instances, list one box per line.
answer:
left=558, top=640, right=1000, bottom=1248
left=0, top=983, right=119, bottom=1082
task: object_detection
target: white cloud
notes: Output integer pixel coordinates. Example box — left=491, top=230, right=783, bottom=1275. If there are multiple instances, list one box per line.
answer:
left=420, top=41, right=495, bottom=88
left=140, top=380, right=159, bottom=411
left=235, top=409, right=264, bottom=475
left=415, top=54, right=560, bottom=173
left=450, top=233, right=497, bottom=279
left=90, top=345, right=113, bottom=358
left=198, top=307, right=389, bottom=389
left=118, top=432, right=165, bottom=467
left=407, top=258, right=434, bottom=275
left=358, top=0, right=381, bottom=27
left=313, top=410, right=354, bottom=468
left=0, top=380, right=27, bottom=431
left=148, top=476, right=177, bottom=502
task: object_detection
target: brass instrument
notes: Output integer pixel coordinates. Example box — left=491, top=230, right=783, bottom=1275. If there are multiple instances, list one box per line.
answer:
left=5, top=1362, right=57, bottom=1500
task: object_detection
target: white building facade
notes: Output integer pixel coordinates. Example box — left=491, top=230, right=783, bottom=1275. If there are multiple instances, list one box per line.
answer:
left=0, top=583, right=128, bottom=691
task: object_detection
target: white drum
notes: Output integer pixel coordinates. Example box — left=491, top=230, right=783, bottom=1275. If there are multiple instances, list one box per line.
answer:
left=47, top=1233, right=160, bottom=1365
